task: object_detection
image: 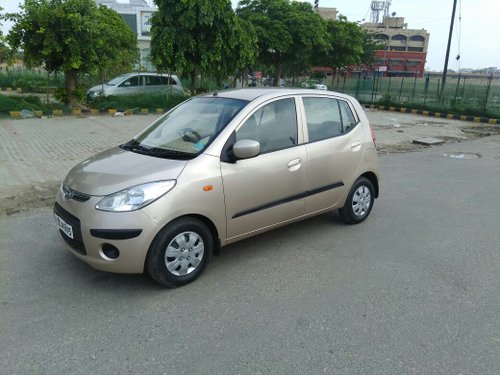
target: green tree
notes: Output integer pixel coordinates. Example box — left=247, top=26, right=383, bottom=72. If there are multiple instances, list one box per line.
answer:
left=320, top=16, right=366, bottom=71
left=8, top=0, right=138, bottom=107
left=362, top=31, right=385, bottom=67
left=237, top=0, right=329, bottom=86
left=151, top=0, right=257, bottom=93
left=0, top=6, right=9, bottom=64
left=94, top=5, right=139, bottom=84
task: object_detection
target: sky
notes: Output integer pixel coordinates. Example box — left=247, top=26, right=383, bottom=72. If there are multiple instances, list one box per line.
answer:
left=2, top=0, right=499, bottom=71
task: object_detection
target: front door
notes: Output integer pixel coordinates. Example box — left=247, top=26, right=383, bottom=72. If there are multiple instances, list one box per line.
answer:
left=221, top=97, right=307, bottom=240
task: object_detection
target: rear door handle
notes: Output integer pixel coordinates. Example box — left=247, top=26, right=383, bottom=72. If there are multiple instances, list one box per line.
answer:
left=287, top=158, right=301, bottom=171
left=351, top=141, right=362, bottom=151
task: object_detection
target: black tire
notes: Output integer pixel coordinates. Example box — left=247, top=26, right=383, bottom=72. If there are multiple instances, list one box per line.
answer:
left=339, top=177, right=375, bottom=224
left=146, top=217, right=213, bottom=288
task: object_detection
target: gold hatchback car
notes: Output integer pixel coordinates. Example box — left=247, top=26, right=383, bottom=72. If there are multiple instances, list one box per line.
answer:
left=54, top=88, right=379, bottom=287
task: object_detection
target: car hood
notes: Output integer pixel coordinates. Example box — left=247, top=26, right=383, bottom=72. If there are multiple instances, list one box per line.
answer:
left=64, top=147, right=187, bottom=196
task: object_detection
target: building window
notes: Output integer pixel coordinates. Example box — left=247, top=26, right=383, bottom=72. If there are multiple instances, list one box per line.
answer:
left=407, top=47, right=424, bottom=52
left=390, top=46, right=406, bottom=51
left=409, top=35, right=425, bottom=42
left=391, top=34, right=407, bottom=42
left=373, top=33, right=389, bottom=41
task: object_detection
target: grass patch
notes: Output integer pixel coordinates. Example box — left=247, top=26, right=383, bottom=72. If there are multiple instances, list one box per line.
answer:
left=0, top=94, right=67, bottom=115
left=89, top=93, right=189, bottom=112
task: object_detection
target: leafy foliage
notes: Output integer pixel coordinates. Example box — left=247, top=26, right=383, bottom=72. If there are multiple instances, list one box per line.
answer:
left=151, top=0, right=258, bottom=93
left=237, top=0, right=329, bottom=85
left=362, top=31, right=385, bottom=66
left=320, top=16, right=365, bottom=70
left=8, top=0, right=138, bottom=106
left=0, top=6, right=9, bottom=64
left=90, top=93, right=187, bottom=112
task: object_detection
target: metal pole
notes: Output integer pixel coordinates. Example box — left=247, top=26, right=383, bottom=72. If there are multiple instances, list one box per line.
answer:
left=398, top=76, right=405, bottom=104
left=454, top=73, right=461, bottom=107
left=482, top=74, right=493, bottom=114
left=441, top=0, right=458, bottom=96
left=355, top=74, right=361, bottom=99
left=411, top=74, right=417, bottom=103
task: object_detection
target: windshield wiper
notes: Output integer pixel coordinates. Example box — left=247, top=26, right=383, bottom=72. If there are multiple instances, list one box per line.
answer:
left=121, top=141, right=194, bottom=159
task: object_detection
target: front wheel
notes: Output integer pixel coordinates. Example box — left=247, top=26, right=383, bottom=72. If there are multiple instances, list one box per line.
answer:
left=339, top=177, right=375, bottom=224
left=146, top=218, right=213, bottom=288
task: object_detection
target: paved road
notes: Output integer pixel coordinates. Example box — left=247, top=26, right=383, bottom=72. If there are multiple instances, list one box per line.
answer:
left=1, top=135, right=499, bottom=374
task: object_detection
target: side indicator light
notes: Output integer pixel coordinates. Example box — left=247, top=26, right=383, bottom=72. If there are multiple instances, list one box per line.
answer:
left=203, top=185, right=213, bottom=192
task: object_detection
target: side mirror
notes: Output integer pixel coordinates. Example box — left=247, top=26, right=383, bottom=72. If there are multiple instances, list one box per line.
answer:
left=123, top=81, right=131, bottom=87
left=233, top=139, right=260, bottom=160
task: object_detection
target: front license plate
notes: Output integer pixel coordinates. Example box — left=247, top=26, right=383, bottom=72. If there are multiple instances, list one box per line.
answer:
left=54, top=213, right=74, bottom=239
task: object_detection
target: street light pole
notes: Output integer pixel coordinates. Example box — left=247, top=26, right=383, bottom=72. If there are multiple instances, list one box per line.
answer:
left=441, top=0, right=458, bottom=96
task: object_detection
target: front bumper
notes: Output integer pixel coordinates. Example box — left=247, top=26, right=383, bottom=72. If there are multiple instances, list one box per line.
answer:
left=54, top=193, right=161, bottom=274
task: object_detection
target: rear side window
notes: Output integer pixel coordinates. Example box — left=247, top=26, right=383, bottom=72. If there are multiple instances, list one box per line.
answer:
left=303, top=97, right=359, bottom=142
left=303, top=97, right=342, bottom=142
left=338, top=100, right=358, bottom=132
left=145, top=75, right=164, bottom=86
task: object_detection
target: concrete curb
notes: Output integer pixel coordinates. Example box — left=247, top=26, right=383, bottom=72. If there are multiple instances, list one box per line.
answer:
left=4, top=101, right=499, bottom=125
left=7, top=107, right=166, bottom=119
left=1, top=87, right=23, bottom=93
left=365, top=104, right=500, bottom=125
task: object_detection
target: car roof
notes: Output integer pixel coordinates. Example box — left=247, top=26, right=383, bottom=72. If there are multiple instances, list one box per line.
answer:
left=119, top=72, right=178, bottom=78
left=202, top=88, right=352, bottom=102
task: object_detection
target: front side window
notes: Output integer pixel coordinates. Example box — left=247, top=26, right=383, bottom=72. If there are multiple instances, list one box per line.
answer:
left=236, top=98, right=297, bottom=154
left=122, top=97, right=248, bottom=159
left=120, top=76, right=140, bottom=87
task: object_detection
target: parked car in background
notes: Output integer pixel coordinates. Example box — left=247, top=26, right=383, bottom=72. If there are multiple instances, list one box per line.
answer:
left=301, top=79, right=327, bottom=90
left=86, top=72, right=184, bottom=101
left=55, top=88, right=379, bottom=288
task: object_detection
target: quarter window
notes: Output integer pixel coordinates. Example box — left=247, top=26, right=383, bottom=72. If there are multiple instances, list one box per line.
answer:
left=236, top=98, right=297, bottom=153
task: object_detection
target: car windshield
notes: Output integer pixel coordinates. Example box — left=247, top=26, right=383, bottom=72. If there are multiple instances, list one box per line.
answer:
left=121, top=97, right=248, bottom=159
left=107, top=74, right=130, bottom=86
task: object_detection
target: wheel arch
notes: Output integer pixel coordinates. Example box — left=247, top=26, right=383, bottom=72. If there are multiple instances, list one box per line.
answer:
left=145, top=214, right=221, bottom=269
left=361, top=171, right=379, bottom=198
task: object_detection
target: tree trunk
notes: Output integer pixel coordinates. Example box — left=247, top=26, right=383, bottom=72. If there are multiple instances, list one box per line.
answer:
left=64, top=69, right=79, bottom=108
left=190, top=70, right=196, bottom=95
left=274, top=53, right=282, bottom=87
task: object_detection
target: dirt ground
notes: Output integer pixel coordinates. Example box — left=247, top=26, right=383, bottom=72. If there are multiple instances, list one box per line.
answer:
left=1, top=110, right=499, bottom=216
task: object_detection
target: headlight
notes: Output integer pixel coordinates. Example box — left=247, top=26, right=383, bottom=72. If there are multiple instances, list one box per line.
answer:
left=95, top=180, right=176, bottom=212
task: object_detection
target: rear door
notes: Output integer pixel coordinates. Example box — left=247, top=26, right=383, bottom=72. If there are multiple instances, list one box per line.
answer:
left=301, top=96, right=365, bottom=214
left=220, top=97, right=307, bottom=240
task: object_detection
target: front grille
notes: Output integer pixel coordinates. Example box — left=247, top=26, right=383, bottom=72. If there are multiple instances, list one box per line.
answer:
left=61, top=184, right=91, bottom=202
left=54, top=202, right=87, bottom=255
left=71, top=191, right=91, bottom=202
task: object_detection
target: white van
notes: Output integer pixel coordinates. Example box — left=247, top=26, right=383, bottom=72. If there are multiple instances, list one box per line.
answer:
left=86, top=72, right=184, bottom=101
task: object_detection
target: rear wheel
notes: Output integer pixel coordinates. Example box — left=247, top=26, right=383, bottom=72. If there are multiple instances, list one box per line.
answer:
left=146, top=218, right=212, bottom=288
left=339, top=177, right=375, bottom=224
